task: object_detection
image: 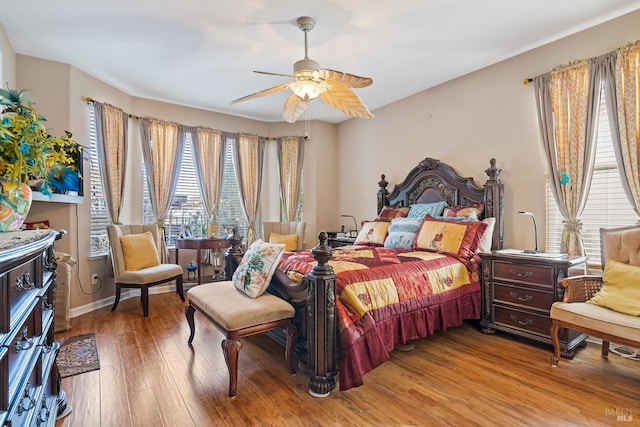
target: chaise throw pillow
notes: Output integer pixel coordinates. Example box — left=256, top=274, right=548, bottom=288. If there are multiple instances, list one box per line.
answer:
left=588, top=259, right=640, bottom=316
left=268, top=232, right=299, bottom=251
left=233, top=240, right=286, bottom=298
left=119, top=231, right=161, bottom=271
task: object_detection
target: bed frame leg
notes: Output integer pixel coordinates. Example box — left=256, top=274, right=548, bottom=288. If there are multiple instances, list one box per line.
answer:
left=306, top=231, right=338, bottom=398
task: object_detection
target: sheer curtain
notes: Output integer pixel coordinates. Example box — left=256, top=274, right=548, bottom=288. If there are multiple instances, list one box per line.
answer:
left=192, top=127, right=226, bottom=225
left=139, top=118, right=184, bottom=261
left=607, top=41, right=640, bottom=217
left=276, top=136, right=305, bottom=221
left=93, top=101, right=128, bottom=224
left=232, top=133, right=265, bottom=247
left=533, top=59, right=600, bottom=255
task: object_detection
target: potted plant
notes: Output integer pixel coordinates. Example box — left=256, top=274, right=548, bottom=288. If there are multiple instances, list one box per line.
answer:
left=0, top=88, right=81, bottom=231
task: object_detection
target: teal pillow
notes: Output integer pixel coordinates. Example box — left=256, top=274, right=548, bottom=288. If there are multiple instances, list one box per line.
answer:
left=407, top=201, right=447, bottom=219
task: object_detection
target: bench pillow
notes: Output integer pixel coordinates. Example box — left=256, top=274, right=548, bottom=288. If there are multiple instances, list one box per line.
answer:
left=233, top=240, right=286, bottom=298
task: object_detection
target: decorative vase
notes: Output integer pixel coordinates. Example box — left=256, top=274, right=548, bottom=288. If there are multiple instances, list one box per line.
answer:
left=0, top=181, right=32, bottom=232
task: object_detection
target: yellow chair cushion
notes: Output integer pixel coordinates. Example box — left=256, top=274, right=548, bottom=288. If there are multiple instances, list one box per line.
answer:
left=269, top=232, right=298, bottom=251
left=119, top=231, right=161, bottom=271
left=588, top=259, right=640, bottom=316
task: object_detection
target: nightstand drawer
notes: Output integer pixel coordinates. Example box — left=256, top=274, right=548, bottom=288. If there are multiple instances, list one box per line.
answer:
left=493, top=305, right=551, bottom=336
left=493, top=283, right=554, bottom=311
left=493, top=261, right=554, bottom=288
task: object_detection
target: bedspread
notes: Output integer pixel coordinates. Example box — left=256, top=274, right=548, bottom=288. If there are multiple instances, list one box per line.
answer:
left=277, top=245, right=482, bottom=390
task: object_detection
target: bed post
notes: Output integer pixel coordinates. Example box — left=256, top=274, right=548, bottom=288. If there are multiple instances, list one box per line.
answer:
left=483, top=158, right=504, bottom=250
left=377, top=174, right=389, bottom=213
left=305, top=231, right=338, bottom=397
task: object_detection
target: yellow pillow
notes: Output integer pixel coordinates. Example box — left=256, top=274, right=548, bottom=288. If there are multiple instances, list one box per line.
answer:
left=119, top=231, right=161, bottom=271
left=588, top=259, right=640, bottom=316
left=355, top=221, right=390, bottom=247
left=269, top=232, right=298, bottom=251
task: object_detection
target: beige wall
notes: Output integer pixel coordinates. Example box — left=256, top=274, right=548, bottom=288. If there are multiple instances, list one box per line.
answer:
left=336, top=9, right=640, bottom=251
left=1, top=9, right=639, bottom=315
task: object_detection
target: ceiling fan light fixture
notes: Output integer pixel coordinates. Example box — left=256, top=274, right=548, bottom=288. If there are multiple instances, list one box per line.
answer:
left=290, top=80, right=327, bottom=101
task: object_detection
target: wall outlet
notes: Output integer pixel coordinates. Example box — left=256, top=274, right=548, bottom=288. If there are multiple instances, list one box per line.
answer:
left=91, top=273, right=99, bottom=285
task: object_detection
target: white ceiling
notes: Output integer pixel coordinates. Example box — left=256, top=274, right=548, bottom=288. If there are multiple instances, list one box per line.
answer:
left=2, top=1, right=640, bottom=124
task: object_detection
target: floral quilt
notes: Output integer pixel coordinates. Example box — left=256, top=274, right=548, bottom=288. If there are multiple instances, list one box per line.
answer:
left=277, top=245, right=482, bottom=390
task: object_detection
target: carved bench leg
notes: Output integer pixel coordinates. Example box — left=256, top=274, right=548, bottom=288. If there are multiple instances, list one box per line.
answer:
left=284, top=323, right=298, bottom=374
left=222, top=338, right=242, bottom=398
left=550, top=319, right=561, bottom=367
left=185, top=304, right=196, bottom=344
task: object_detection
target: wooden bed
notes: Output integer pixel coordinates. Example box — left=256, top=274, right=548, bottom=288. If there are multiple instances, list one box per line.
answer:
left=251, top=157, right=504, bottom=396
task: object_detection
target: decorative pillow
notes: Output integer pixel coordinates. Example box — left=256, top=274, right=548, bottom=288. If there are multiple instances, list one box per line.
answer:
left=383, top=217, right=423, bottom=249
left=355, top=221, right=391, bottom=247
left=233, top=240, right=286, bottom=298
left=443, top=203, right=484, bottom=219
left=407, top=201, right=447, bottom=219
left=413, top=216, right=487, bottom=258
left=476, top=217, right=496, bottom=253
left=119, top=231, right=161, bottom=271
left=268, top=232, right=298, bottom=251
left=375, top=206, right=410, bottom=222
left=588, top=259, right=640, bottom=316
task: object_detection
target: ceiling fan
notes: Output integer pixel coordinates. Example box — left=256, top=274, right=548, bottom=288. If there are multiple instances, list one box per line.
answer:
left=230, top=16, right=374, bottom=123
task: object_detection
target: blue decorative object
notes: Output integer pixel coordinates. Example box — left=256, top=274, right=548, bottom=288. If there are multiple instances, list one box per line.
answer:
left=559, top=171, right=570, bottom=185
left=187, top=261, right=198, bottom=281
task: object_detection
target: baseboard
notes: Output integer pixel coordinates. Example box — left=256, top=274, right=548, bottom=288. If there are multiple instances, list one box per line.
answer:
left=69, top=282, right=197, bottom=318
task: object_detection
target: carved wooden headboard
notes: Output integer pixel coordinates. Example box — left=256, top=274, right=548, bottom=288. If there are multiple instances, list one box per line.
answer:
left=376, top=157, right=504, bottom=250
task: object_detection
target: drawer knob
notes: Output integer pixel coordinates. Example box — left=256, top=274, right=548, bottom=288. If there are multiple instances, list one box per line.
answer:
left=15, top=326, right=35, bottom=352
left=16, top=272, right=35, bottom=291
left=510, top=315, right=533, bottom=326
left=16, top=385, right=36, bottom=415
left=510, top=292, right=533, bottom=302
left=509, top=268, right=533, bottom=279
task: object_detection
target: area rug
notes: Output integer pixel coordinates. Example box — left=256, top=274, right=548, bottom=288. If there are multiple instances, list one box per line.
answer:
left=57, top=333, right=100, bottom=378
left=610, top=343, right=640, bottom=361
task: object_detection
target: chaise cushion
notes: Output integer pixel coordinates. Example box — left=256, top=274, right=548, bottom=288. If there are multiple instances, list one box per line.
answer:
left=187, top=281, right=295, bottom=331
left=588, top=259, right=640, bottom=316
left=550, top=301, right=640, bottom=343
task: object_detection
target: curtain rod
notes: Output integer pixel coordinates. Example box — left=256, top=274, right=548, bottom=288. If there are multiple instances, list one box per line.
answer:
left=82, top=96, right=307, bottom=139
left=81, top=96, right=138, bottom=119
left=523, top=78, right=533, bottom=85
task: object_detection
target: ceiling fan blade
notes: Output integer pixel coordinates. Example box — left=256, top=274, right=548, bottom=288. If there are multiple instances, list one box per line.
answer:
left=319, top=85, right=374, bottom=119
left=283, top=93, right=312, bottom=123
left=318, top=69, right=373, bottom=88
left=254, top=70, right=296, bottom=78
left=230, top=82, right=291, bottom=105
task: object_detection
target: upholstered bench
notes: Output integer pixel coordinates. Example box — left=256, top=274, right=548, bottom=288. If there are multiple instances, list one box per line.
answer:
left=185, top=281, right=298, bottom=398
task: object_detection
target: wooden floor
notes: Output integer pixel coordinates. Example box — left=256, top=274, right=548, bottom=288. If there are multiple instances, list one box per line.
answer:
left=54, top=291, right=639, bottom=427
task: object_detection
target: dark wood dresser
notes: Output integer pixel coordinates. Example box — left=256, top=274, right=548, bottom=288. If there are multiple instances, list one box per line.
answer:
left=0, top=230, right=69, bottom=426
left=479, top=250, right=588, bottom=358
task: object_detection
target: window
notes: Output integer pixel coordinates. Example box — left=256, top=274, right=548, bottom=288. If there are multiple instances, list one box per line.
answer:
left=143, top=135, right=252, bottom=246
left=89, top=105, right=111, bottom=255
left=545, top=86, right=637, bottom=265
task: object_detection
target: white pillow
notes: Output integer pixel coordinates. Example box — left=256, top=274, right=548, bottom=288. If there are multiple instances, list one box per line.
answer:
left=476, top=217, right=496, bottom=253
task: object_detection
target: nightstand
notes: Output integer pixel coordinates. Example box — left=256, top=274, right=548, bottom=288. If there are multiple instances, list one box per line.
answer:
left=327, top=236, right=356, bottom=248
left=479, top=250, right=588, bottom=358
